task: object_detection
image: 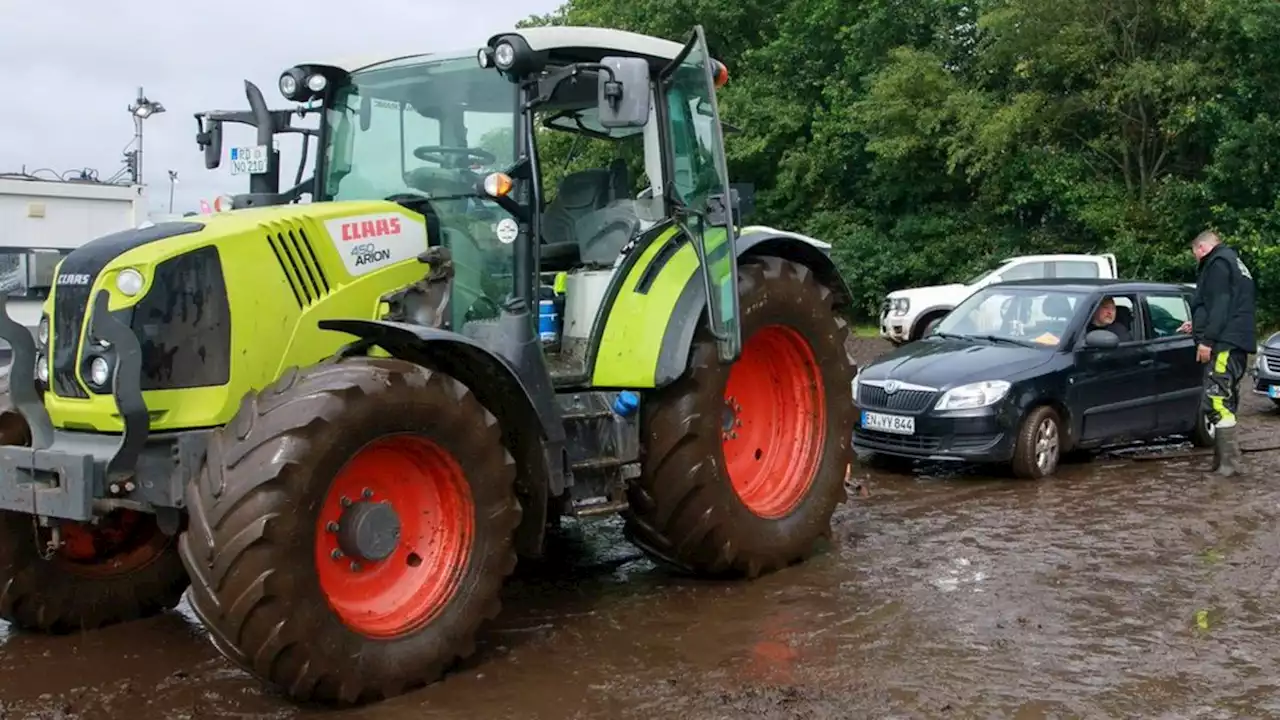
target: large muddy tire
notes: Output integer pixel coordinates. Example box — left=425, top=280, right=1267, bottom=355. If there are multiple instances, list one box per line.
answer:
left=0, top=375, right=188, bottom=633
left=179, top=357, right=521, bottom=705
left=625, top=256, right=856, bottom=578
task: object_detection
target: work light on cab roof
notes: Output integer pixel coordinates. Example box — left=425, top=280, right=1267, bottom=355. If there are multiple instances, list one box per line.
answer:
left=278, top=65, right=332, bottom=103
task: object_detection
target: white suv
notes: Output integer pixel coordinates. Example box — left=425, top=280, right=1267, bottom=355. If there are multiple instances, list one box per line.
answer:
left=880, top=253, right=1118, bottom=344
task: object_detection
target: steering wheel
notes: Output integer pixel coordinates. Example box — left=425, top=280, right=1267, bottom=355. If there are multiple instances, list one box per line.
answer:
left=412, top=145, right=497, bottom=167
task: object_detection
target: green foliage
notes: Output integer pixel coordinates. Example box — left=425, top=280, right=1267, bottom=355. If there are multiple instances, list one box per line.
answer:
left=522, top=0, right=1280, bottom=326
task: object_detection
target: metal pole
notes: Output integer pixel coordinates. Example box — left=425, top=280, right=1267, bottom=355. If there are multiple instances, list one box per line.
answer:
left=168, top=178, right=174, bottom=213
left=135, top=86, right=145, bottom=187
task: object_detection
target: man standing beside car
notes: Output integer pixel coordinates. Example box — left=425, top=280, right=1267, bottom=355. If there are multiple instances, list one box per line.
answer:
left=1178, top=230, right=1256, bottom=476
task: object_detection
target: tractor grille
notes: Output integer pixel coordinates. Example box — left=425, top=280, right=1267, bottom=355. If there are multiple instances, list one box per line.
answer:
left=267, top=224, right=330, bottom=308
left=51, top=283, right=92, bottom=398
left=857, top=384, right=937, bottom=413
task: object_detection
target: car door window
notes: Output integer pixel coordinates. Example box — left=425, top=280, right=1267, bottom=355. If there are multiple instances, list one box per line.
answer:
left=997, top=261, right=1048, bottom=282
left=1143, top=293, right=1192, bottom=338
left=1085, top=293, right=1141, bottom=342
left=1051, top=260, right=1100, bottom=279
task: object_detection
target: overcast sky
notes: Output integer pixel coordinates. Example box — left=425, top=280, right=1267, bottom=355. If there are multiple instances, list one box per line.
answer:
left=0, top=0, right=560, bottom=217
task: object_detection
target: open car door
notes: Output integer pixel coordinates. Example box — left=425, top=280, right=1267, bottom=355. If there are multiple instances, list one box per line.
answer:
left=659, top=26, right=741, bottom=362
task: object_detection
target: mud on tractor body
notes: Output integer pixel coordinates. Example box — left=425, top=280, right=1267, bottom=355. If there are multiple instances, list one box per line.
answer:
left=0, top=26, right=857, bottom=704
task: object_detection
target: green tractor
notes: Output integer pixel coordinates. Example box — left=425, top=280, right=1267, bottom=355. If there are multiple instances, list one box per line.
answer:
left=0, top=25, right=857, bottom=704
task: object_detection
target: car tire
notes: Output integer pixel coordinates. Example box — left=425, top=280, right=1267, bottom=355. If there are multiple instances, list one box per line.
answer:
left=1190, top=409, right=1215, bottom=448
left=1011, top=405, right=1062, bottom=479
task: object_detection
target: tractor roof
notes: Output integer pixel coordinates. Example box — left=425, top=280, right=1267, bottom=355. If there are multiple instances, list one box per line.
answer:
left=308, top=26, right=702, bottom=75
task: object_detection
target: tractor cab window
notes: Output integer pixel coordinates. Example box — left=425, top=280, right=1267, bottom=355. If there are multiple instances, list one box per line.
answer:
left=532, top=68, right=657, bottom=272
left=321, top=53, right=521, bottom=332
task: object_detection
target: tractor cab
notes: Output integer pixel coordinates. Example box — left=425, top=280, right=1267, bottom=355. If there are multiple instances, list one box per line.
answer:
left=222, top=27, right=745, bottom=381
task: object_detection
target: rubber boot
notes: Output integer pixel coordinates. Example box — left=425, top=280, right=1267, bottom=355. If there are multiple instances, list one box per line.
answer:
left=1214, top=425, right=1239, bottom=477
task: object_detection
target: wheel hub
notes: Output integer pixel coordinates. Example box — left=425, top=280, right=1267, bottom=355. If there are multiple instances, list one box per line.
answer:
left=335, top=500, right=401, bottom=562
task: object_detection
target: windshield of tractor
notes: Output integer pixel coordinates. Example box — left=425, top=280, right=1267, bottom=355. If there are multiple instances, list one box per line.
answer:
left=321, top=53, right=520, bottom=329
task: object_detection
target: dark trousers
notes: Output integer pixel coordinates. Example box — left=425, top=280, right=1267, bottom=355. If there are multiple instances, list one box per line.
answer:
left=1202, top=348, right=1247, bottom=428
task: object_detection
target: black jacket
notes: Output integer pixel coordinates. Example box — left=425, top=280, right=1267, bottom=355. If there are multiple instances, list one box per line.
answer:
left=1191, top=243, right=1256, bottom=352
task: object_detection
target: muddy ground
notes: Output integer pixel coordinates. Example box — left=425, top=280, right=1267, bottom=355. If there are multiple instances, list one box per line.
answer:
left=2, top=336, right=1278, bottom=719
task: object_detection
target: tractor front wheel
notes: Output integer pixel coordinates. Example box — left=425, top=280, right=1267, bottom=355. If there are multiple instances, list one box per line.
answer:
left=179, top=357, right=520, bottom=705
left=0, top=373, right=188, bottom=633
left=625, top=256, right=856, bottom=577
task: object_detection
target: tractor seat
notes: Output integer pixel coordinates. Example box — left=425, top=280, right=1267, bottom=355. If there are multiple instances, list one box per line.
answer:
left=540, top=162, right=633, bottom=271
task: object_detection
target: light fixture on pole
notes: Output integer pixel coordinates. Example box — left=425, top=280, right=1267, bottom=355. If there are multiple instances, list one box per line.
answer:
left=167, top=170, right=179, bottom=213
left=126, top=87, right=166, bottom=186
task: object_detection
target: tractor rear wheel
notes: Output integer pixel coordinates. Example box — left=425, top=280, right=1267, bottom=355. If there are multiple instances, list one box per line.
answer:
left=625, top=256, right=856, bottom=578
left=0, top=375, right=188, bottom=633
left=179, top=357, right=520, bottom=705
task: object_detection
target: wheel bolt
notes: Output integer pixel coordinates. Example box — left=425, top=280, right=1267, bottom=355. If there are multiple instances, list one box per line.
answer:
left=362, top=488, right=373, bottom=499
left=341, top=496, right=352, bottom=507
left=331, top=549, right=343, bottom=560
left=350, top=561, right=361, bottom=572
left=326, top=521, right=339, bottom=533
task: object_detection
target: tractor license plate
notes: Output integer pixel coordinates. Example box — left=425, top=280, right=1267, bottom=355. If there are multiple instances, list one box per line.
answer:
left=862, top=410, right=915, bottom=435
left=229, top=145, right=269, bottom=175
left=1269, top=385, right=1280, bottom=399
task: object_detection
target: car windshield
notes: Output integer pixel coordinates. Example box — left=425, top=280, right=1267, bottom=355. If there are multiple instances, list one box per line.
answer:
left=933, top=286, right=1088, bottom=348
left=320, top=53, right=518, bottom=203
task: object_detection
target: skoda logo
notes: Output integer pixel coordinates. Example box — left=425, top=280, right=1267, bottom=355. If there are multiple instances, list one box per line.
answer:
left=884, top=380, right=901, bottom=395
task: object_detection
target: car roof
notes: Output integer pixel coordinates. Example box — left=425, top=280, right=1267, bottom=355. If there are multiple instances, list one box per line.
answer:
left=990, top=278, right=1192, bottom=294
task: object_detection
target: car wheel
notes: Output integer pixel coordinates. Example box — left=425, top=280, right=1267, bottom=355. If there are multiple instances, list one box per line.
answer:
left=1011, top=405, right=1061, bottom=479
left=1190, top=409, right=1215, bottom=448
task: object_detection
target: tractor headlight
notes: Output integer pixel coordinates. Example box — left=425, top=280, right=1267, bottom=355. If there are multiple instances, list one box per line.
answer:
left=88, top=356, right=111, bottom=388
left=116, top=268, right=145, bottom=297
left=934, top=380, right=1011, bottom=411
left=305, top=73, right=327, bottom=93
left=35, top=353, right=48, bottom=384
left=279, top=72, right=299, bottom=99
left=37, top=314, right=48, bottom=348
left=493, top=41, right=516, bottom=70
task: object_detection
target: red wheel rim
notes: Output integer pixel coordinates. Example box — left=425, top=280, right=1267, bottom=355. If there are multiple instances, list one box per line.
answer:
left=314, top=435, right=475, bottom=638
left=722, top=325, right=827, bottom=518
left=56, top=509, right=168, bottom=577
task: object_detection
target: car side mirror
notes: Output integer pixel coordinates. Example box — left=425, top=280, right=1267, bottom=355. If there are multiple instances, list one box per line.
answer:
left=1084, top=329, right=1120, bottom=349
left=597, top=56, right=650, bottom=129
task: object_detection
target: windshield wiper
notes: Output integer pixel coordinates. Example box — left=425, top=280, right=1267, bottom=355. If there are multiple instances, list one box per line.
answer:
left=932, top=331, right=966, bottom=340
left=975, top=334, right=1038, bottom=348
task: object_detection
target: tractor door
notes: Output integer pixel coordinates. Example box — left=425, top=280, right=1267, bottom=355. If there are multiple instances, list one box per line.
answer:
left=659, top=26, right=741, bottom=361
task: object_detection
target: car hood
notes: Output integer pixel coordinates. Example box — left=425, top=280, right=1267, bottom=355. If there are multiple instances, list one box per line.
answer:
left=859, top=337, right=1053, bottom=389
left=1262, top=331, right=1280, bottom=350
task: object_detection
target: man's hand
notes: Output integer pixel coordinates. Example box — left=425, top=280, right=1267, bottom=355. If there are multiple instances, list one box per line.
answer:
left=1177, top=320, right=1193, bottom=334
left=1197, top=343, right=1212, bottom=363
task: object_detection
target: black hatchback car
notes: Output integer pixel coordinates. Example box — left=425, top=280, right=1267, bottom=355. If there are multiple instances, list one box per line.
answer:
left=852, top=279, right=1214, bottom=478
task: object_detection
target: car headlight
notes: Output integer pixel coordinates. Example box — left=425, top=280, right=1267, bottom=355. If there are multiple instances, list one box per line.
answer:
left=35, top=353, right=48, bottom=384
left=850, top=369, right=861, bottom=398
left=889, top=297, right=910, bottom=314
left=934, top=380, right=1011, bottom=411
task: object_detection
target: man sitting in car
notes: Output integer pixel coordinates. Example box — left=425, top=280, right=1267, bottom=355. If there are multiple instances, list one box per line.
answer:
left=1089, top=295, right=1132, bottom=341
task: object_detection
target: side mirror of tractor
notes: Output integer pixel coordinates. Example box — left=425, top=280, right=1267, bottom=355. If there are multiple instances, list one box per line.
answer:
left=196, top=115, right=224, bottom=170
left=597, top=56, right=650, bottom=129
left=1084, top=329, right=1120, bottom=349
